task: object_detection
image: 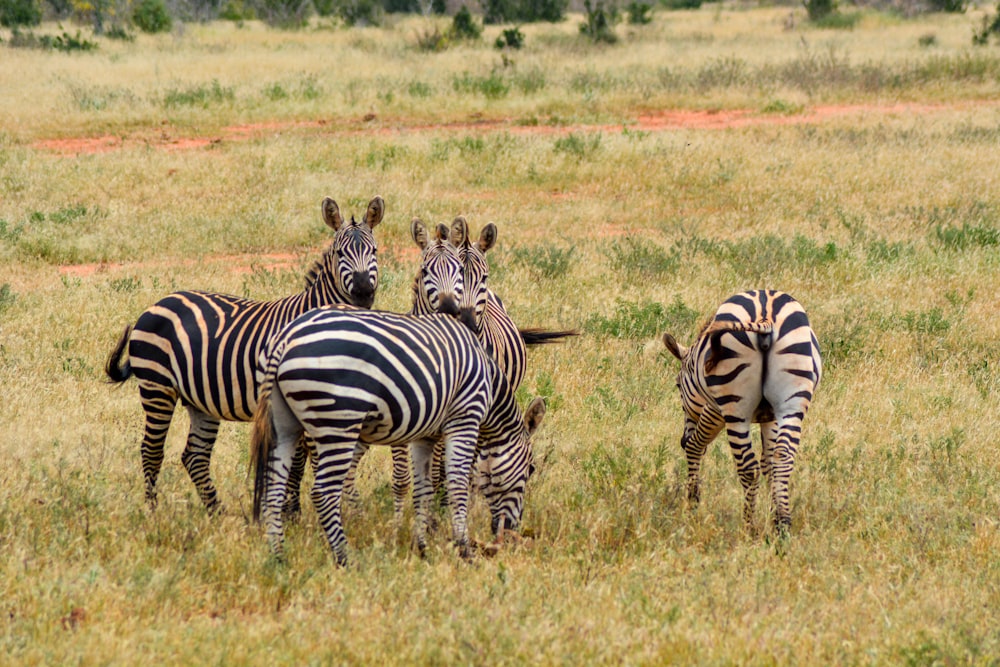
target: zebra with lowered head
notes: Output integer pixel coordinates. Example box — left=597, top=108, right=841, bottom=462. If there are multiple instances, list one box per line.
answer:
left=251, top=306, right=545, bottom=565
left=104, top=195, right=384, bottom=513
left=661, top=289, right=822, bottom=535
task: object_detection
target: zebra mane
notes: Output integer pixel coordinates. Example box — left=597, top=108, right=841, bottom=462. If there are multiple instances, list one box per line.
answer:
left=303, top=258, right=324, bottom=290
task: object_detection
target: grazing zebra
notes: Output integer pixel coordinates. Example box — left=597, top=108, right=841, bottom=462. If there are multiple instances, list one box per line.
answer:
left=250, top=307, right=545, bottom=565
left=661, top=289, right=822, bottom=534
left=104, top=196, right=384, bottom=512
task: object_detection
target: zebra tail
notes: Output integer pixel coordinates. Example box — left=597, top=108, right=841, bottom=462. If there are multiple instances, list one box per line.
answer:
left=250, top=389, right=275, bottom=524
left=519, top=328, right=580, bottom=346
left=704, top=320, right=774, bottom=372
left=104, top=325, right=133, bottom=384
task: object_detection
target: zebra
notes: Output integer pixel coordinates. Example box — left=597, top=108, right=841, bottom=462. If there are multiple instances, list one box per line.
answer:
left=104, top=195, right=384, bottom=513
left=250, top=307, right=545, bottom=565
left=332, top=217, right=466, bottom=517
left=661, top=289, right=822, bottom=534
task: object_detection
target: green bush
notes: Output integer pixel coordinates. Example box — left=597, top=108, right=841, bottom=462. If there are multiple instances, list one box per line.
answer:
left=927, top=0, right=966, bottom=12
left=0, top=0, right=41, bottom=27
left=132, top=0, right=172, bottom=33
left=255, top=0, right=312, bottom=27
left=580, top=0, right=618, bottom=43
left=449, top=6, right=481, bottom=40
left=494, top=26, right=524, bottom=49
left=803, top=0, right=834, bottom=21
left=625, top=0, right=651, bottom=23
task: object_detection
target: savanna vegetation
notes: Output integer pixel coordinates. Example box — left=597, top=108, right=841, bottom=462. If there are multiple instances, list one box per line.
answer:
left=1, top=3, right=999, bottom=664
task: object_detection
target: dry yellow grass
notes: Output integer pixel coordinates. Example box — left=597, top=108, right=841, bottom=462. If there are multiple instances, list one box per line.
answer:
left=2, top=5, right=1000, bottom=665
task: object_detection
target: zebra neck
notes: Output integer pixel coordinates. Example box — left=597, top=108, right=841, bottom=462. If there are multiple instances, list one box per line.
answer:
left=303, top=276, right=348, bottom=310
left=481, top=364, right=517, bottom=437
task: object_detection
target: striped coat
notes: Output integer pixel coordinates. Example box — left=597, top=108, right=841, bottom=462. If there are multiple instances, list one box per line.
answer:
left=105, top=196, right=384, bottom=512
left=662, top=290, right=822, bottom=533
left=251, top=307, right=545, bottom=565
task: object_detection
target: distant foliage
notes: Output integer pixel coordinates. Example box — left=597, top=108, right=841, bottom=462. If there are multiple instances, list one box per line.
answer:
left=255, top=0, right=312, bottom=27
left=927, top=0, right=966, bottom=11
left=584, top=297, right=699, bottom=340
left=450, top=6, right=481, bottom=40
left=133, top=0, right=172, bottom=32
left=661, top=0, right=699, bottom=8
left=0, top=0, right=41, bottom=27
left=625, top=0, right=651, bottom=23
left=973, top=4, right=1000, bottom=45
left=803, top=0, right=835, bottom=21
left=481, top=0, right=566, bottom=24
left=334, top=0, right=382, bottom=26
left=9, top=28, right=99, bottom=50
left=580, top=0, right=619, bottom=43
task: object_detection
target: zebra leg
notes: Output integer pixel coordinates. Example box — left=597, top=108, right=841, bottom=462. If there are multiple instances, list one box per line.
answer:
left=261, top=390, right=303, bottom=561
left=137, top=383, right=178, bottom=508
left=310, top=431, right=362, bottom=567
left=409, top=439, right=435, bottom=558
left=430, top=435, right=448, bottom=506
left=760, top=420, right=778, bottom=481
left=181, top=408, right=223, bottom=514
left=682, top=413, right=723, bottom=508
left=443, top=431, right=478, bottom=561
left=389, top=444, right=411, bottom=525
left=723, top=416, right=761, bottom=531
left=769, top=412, right=805, bottom=536
left=282, top=436, right=311, bottom=520
left=343, top=442, right=369, bottom=505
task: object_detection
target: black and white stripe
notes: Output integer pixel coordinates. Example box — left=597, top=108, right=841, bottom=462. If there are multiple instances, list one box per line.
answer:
left=662, top=289, right=822, bottom=533
left=250, top=307, right=545, bottom=565
left=105, top=196, right=384, bottom=512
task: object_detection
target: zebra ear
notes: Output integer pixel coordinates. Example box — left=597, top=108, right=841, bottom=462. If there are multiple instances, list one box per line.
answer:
left=477, top=223, right=498, bottom=253
left=451, top=216, right=469, bottom=247
left=662, top=332, right=687, bottom=361
left=411, top=218, right=428, bottom=249
left=321, top=197, right=344, bottom=231
left=364, top=196, right=385, bottom=229
left=434, top=222, right=450, bottom=243
left=524, top=397, right=546, bottom=436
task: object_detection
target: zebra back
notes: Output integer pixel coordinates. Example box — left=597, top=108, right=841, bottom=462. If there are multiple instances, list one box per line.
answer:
left=409, top=218, right=465, bottom=322
left=111, top=196, right=384, bottom=422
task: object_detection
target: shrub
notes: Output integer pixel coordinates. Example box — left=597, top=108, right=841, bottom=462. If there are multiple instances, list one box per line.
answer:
left=580, top=0, right=618, bottom=43
left=494, top=26, right=524, bottom=49
left=661, top=0, right=699, bottom=8
left=0, top=0, right=40, bottom=26
left=450, top=5, right=481, bottom=40
left=803, top=0, right=834, bottom=21
left=335, top=0, right=382, bottom=26
left=927, top=0, right=966, bottom=11
left=973, top=5, right=1000, bottom=46
left=132, top=0, right=172, bottom=32
left=584, top=297, right=699, bottom=340
left=625, top=0, right=651, bottom=23
left=510, top=244, right=576, bottom=279
left=255, top=0, right=312, bottom=27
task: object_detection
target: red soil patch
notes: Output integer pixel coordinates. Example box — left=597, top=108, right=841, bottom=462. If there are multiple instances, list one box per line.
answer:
left=32, top=102, right=985, bottom=156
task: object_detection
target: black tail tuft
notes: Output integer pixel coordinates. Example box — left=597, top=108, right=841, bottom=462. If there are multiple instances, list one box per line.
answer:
left=519, top=328, right=580, bottom=346
left=105, top=325, right=133, bottom=384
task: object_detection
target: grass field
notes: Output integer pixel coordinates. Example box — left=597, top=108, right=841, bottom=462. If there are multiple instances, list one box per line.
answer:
left=2, top=5, right=1000, bottom=664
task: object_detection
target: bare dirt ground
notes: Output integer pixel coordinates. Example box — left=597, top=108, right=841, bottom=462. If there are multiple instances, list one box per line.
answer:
left=32, top=102, right=980, bottom=156
left=37, top=101, right=989, bottom=277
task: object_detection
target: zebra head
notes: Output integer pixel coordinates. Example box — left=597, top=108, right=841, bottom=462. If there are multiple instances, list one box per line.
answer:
left=476, top=396, right=546, bottom=537
left=450, top=216, right=497, bottom=335
left=662, top=331, right=701, bottom=447
left=410, top=218, right=464, bottom=319
left=316, top=195, right=384, bottom=309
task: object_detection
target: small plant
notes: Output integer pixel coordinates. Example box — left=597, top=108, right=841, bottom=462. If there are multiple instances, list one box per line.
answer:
left=604, top=236, right=679, bottom=276
left=104, top=24, right=134, bottom=40
left=625, top=0, right=651, bottom=24
left=584, top=297, right=698, bottom=340
left=336, top=0, right=382, bottom=26
left=0, top=283, right=16, bottom=314
left=918, top=33, right=937, bottom=48
left=553, top=132, right=602, bottom=158
left=0, top=0, right=41, bottom=27
left=495, top=26, right=524, bottom=49
left=415, top=25, right=448, bottom=51
left=452, top=71, right=509, bottom=99
left=162, top=80, right=235, bottom=108
left=510, top=244, right=576, bottom=279
left=580, top=0, right=618, bottom=43
left=132, top=0, right=172, bottom=33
